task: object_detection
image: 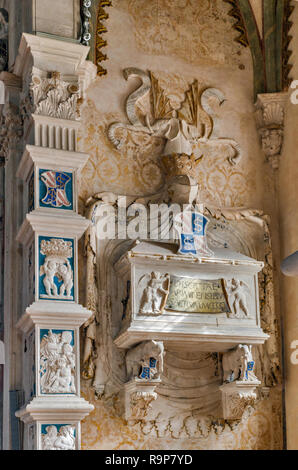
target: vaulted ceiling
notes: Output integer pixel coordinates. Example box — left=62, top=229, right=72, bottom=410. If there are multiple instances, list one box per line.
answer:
left=224, top=0, right=294, bottom=97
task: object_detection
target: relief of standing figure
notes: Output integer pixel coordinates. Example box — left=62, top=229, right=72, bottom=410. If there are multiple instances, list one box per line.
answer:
left=139, top=272, right=170, bottom=315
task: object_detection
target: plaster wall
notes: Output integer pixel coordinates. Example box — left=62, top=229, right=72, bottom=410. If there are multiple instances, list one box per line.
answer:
left=279, top=4, right=298, bottom=451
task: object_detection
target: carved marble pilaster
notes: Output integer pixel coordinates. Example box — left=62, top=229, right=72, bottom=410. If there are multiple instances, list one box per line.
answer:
left=14, top=33, right=95, bottom=450
left=255, top=93, right=288, bottom=170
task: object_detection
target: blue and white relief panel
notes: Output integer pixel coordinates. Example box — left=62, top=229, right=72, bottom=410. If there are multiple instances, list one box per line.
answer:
left=39, top=169, right=74, bottom=211
left=38, top=236, right=75, bottom=301
left=40, top=424, right=77, bottom=450
left=39, top=329, right=76, bottom=395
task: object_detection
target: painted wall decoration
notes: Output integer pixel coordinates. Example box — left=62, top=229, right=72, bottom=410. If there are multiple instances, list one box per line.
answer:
left=38, top=237, right=75, bottom=301
left=114, top=0, right=246, bottom=69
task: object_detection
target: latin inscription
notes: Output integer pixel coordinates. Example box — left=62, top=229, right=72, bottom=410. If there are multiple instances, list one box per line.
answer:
left=166, top=277, right=230, bottom=314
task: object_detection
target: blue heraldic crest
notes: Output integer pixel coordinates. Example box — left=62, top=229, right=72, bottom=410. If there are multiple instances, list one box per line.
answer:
left=174, top=211, right=213, bottom=257
left=139, top=358, right=157, bottom=380
left=245, top=361, right=255, bottom=380
left=41, top=171, right=72, bottom=208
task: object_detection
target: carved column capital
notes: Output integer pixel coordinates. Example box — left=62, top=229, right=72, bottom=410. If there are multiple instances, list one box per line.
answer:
left=255, top=92, right=288, bottom=170
left=0, top=72, right=23, bottom=163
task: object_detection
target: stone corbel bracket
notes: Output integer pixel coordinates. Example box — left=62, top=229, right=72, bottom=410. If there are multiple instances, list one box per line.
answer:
left=255, top=92, right=288, bottom=170
left=124, top=379, right=160, bottom=424
left=220, top=380, right=260, bottom=420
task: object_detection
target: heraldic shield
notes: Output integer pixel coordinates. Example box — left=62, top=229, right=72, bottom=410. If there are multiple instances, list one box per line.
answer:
left=41, top=171, right=72, bottom=208
left=174, top=211, right=213, bottom=257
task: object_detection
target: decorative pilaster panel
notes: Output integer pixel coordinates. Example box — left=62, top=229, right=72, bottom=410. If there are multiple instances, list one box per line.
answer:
left=14, top=33, right=96, bottom=450
left=255, top=92, right=288, bottom=170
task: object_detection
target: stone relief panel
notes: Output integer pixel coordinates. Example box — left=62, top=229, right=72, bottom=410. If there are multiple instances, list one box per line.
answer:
left=38, top=237, right=74, bottom=301
left=78, top=71, right=256, bottom=208
left=41, top=424, right=76, bottom=450
left=114, top=0, right=248, bottom=69
left=40, top=329, right=76, bottom=395
left=138, top=272, right=170, bottom=316
left=225, top=279, right=252, bottom=319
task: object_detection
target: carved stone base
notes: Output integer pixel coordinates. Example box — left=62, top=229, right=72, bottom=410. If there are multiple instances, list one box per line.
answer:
left=220, top=380, right=260, bottom=420
left=124, top=378, right=161, bottom=423
left=16, top=396, right=94, bottom=450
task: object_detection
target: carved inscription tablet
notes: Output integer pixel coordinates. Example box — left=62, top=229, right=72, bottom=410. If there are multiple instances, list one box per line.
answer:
left=166, top=277, right=230, bottom=314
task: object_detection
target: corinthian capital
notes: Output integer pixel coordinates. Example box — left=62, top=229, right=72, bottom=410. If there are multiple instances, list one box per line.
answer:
left=255, top=92, right=288, bottom=170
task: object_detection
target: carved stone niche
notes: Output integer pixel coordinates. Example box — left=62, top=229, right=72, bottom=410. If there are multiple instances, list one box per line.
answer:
left=113, top=241, right=268, bottom=352
left=112, top=241, right=268, bottom=422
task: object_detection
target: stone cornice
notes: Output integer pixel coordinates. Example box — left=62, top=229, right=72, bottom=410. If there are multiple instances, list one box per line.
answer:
left=14, top=33, right=90, bottom=79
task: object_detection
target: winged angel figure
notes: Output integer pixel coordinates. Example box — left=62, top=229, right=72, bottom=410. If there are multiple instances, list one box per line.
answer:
left=108, top=68, right=241, bottom=165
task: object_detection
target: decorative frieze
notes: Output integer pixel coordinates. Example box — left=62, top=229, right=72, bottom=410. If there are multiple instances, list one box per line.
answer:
left=255, top=92, right=288, bottom=170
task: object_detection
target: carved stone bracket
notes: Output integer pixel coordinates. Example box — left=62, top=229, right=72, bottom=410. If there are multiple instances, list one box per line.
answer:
left=255, top=92, right=288, bottom=170
left=124, top=379, right=160, bottom=423
left=220, top=381, right=260, bottom=420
